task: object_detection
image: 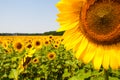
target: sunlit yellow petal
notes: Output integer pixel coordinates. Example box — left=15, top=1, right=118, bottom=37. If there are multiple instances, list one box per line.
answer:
left=81, top=43, right=96, bottom=64
left=92, top=46, right=104, bottom=70
left=109, top=50, right=118, bottom=70
left=75, top=37, right=88, bottom=60
left=102, top=49, right=110, bottom=70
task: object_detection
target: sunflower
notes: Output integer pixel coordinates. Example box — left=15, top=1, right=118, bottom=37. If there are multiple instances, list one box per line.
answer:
left=49, top=35, right=53, bottom=39
left=56, top=0, right=120, bottom=70
left=44, top=40, right=50, bottom=45
left=0, top=39, right=2, bottom=45
left=1, top=40, right=9, bottom=49
left=13, top=40, right=24, bottom=52
left=4, top=48, right=13, bottom=54
left=53, top=40, right=61, bottom=48
left=47, top=52, right=56, bottom=60
left=53, top=44, right=59, bottom=49
left=32, top=57, right=39, bottom=64
left=33, top=39, right=42, bottom=49
left=25, top=42, right=33, bottom=49
left=25, top=38, right=33, bottom=44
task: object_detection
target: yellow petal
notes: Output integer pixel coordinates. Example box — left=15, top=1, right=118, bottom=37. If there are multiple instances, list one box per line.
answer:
left=81, top=43, right=96, bottom=64
left=102, top=50, right=110, bottom=70
left=109, top=50, right=118, bottom=70
left=92, top=46, right=104, bottom=70
left=57, top=21, right=79, bottom=31
left=62, top=27, right=79, bottom=43
left=75, top=37, right=88, bottom=60
left=56, top=0, right=86, bottom=31
left=116, top=52, right=120, bottom=67
left=56, top=0, right=86, bottom=12
left=65, top=35, right=82, bottom=50
left=64, top=29, right=82, bottom=50
left=62, top=33, right=75, bottom=45
left=113, top=45, right=120, bottom=67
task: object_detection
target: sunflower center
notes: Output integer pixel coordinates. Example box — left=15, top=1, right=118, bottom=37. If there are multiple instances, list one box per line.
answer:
left=45, top=41, right=49, bottom=44
left=49, top=54, right=54, bottom=58
left=27, top=44, right=32, bottom=48
left=34, top=59, right=37, bottom=62
left=87, top=2, right=117, bottom=35
left=17, top=43, right=22, bottom=49
left=36, top=41, right=40, bottom=46
left=81, top=0, right=120, bottom=44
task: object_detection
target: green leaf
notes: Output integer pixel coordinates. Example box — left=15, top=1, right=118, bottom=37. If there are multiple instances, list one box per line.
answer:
left=109, top=77, right=119, bottom=80
left=62, top=69, right=71, bottom=78
left=11, top=57, right=18, bottom=62
left=57, top=65, right=61, bottom=69
left=91, top=70, right=103, bottom=76
left=69, top=76, right=80, bottom=80
left=70, top=69, right=91, bottom=80
left=90, top=76, right=104, bottom=80
left=62, top=72, right=71, bottom=78
left=34, top=77, right=40, bottom=80
left=2, top=73, right=7, bottom=78
left=8, top=69, right=18, bottom=80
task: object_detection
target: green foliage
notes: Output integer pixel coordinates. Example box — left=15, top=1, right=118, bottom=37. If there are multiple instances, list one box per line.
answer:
left=19, top=44, right=81, bottom=80
left=0, top=44, right=120, bottom=80
left=0, top=44, right=24, bottom=80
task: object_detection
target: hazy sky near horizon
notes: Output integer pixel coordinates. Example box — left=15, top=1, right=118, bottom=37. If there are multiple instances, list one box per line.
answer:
left=0, top=0, right=60, bottom=33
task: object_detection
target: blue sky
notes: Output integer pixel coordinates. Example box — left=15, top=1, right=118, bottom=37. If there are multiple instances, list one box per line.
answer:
left=0, top=0, right=59, bottom=33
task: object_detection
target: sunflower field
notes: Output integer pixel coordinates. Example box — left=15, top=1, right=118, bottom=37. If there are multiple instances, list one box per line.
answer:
left=0, top=35, right=120, bottom=80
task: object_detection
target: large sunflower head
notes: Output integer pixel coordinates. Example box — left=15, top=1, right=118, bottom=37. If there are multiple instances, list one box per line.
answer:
left=56, top=0, right=120, bottom=70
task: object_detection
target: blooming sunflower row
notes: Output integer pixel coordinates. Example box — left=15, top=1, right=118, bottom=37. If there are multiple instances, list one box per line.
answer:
left=0, top=35, right=63, bottom=53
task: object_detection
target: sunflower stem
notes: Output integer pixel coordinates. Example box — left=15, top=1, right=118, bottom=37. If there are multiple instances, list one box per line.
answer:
left=104, top=69, right=109, bottom=80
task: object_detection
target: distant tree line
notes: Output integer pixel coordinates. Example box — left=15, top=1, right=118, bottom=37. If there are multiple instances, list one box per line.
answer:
left=43, top=31, right=64, bottom=35
left=0, top=31, right=64, bottom=36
